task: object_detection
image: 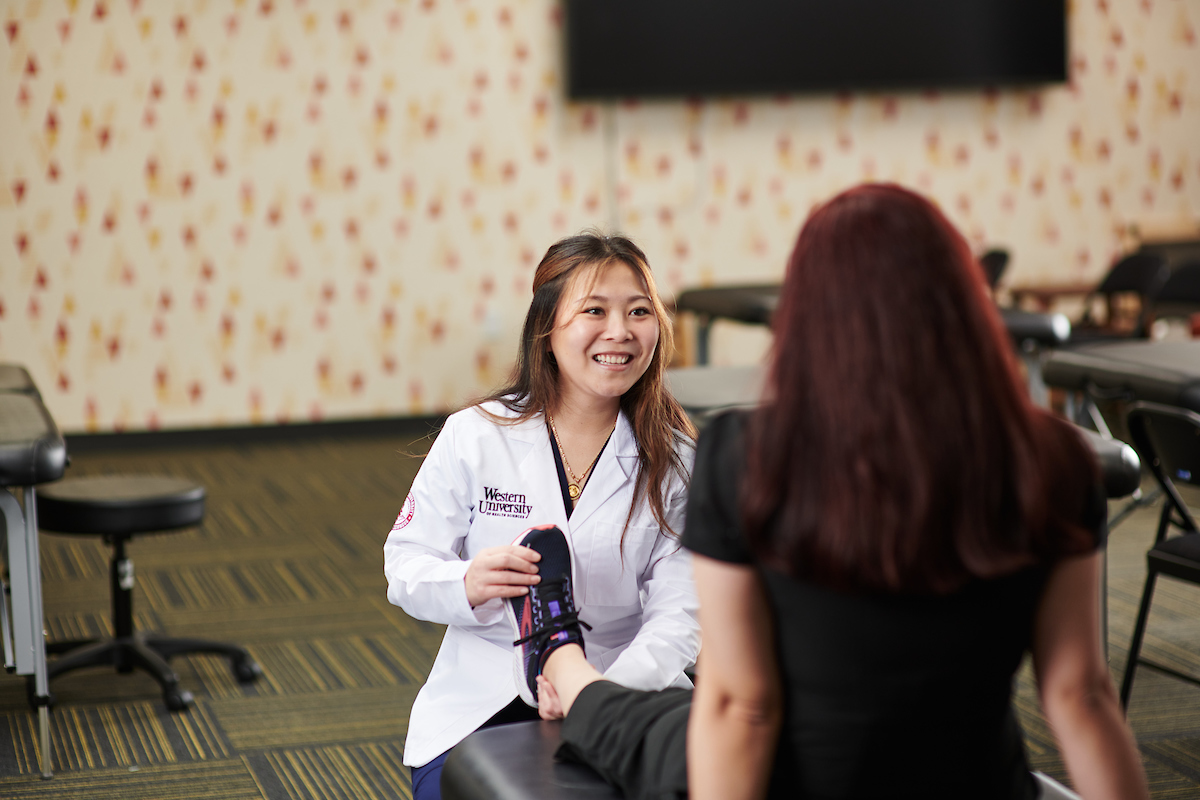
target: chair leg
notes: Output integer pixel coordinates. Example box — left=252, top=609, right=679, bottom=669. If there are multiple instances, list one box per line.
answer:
left=144, top=634, right=263, bottom=683
left=46, top=639, right=120, bottom=679
left=1120, top=569, right=1159, bottom=710
left=123, top=638, right=195, bottom=711
left=46, top=638, right=101, bottom=656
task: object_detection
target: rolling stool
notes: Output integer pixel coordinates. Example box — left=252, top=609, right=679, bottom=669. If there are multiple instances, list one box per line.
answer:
left=34, top=475, right=262, bottom=711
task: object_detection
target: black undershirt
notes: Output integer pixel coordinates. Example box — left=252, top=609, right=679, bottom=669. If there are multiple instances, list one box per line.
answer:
left=549, top=435, right=575, bottom=520
left=547, top=422, right=615, bottom=520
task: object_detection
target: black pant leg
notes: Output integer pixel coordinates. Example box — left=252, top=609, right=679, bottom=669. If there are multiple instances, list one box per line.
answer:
left=557, top=681, right=692, bottom=800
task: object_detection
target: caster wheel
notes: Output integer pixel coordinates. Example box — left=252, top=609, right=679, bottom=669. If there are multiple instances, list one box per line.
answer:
left=164, top=688, right=194, bottom=712
left=233, top=658, right=263, bottom=683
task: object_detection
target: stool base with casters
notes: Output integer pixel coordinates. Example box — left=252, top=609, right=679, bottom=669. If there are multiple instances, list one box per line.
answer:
left=34, top=475, right=263, bottom=712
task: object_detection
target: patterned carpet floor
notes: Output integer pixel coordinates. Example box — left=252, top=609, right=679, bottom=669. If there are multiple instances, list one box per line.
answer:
left=0, top=421, right=1198, bottom=798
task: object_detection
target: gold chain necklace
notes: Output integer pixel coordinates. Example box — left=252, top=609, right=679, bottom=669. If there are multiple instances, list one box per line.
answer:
left=547, top=414, right=613, bottom=500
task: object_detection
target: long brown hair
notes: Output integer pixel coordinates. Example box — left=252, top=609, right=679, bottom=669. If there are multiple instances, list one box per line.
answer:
left=479, top=232, right=696, bottom=538
left=742, top=184, right=1097, bottom=594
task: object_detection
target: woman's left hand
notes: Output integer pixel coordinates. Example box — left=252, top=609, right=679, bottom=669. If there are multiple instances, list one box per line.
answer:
left=536, top=675, right=565, bottom=720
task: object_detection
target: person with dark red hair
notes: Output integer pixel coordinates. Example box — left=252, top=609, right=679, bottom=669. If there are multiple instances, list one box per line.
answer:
left=519, top=184, right=1149, bottom=799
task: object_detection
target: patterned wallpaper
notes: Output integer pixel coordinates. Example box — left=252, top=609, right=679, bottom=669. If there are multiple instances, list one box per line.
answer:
left=1, top=0, right=1197, bottom=434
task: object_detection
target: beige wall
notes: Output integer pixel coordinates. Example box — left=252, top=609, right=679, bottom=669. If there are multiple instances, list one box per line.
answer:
left=2, top=0, right=1197, bottom=433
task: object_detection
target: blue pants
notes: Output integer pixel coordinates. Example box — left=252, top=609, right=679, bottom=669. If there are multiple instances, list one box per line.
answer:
left=410, top=751, right=449, bottom=800
left=410, top=697, right=540, bottom=800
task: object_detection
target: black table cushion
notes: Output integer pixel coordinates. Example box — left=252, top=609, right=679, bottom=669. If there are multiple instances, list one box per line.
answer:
left=37, top=475, right=205, bottom=535
left=1042, top=340, right=1200, bottom=412
left=442, top=720, right=620, bottom=800
left=0, top=393, right=66, bottom=487
left=674, top=284, right=779, bottom=325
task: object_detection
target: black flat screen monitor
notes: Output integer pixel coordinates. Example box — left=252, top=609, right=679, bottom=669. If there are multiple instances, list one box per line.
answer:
left=565, top=0, right=1067, bottom=99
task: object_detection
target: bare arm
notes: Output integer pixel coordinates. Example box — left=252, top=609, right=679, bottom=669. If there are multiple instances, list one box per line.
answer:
left=687, top=554, right=782, bottom=800
left=1033, top=552, right=1149, bottom=800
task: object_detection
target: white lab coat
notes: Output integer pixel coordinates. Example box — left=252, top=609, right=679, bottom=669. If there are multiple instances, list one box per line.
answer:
left=384, top=401, right=700, bottom=768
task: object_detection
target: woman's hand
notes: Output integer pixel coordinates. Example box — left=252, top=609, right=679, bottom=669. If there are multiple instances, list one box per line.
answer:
left=536, top=675, right=565, bottom=720
left=464, top=545, right=541, bottom=608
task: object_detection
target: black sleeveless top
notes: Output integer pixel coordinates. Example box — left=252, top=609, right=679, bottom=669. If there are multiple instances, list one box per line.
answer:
left=681, top=411, right=1105, bottom=800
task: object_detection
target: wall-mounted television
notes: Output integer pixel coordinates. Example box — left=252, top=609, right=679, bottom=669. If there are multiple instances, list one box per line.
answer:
left=565, top=0, right=1067, bottom=99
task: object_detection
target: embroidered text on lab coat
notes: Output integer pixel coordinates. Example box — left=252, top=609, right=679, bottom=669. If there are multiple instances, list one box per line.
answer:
left=478, top=486, right=533, bottom=519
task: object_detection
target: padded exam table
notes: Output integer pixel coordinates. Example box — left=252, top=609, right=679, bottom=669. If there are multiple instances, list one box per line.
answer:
left=0, top=365, right=67, bottom=777
left=665, top=364, right=1140, bottom=499
left=1043, top=340, right=1200, bottom=429
left=673, top=284, right=1070, bottom=405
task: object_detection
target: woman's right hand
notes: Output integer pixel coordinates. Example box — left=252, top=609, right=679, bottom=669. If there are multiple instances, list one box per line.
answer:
left=464, top=545, right=541, bottom=608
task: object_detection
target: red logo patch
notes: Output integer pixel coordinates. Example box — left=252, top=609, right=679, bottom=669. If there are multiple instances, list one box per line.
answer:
left=392, top=493, right=415, bottom=532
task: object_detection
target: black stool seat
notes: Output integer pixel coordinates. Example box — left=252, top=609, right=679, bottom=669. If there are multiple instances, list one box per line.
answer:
left=38, top=475, right=205, bottom=533
left=36, top=475, right=262, bottom=712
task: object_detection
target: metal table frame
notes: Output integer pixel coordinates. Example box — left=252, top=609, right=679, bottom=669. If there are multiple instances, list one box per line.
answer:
left=2, top=368, right=66, bottom=778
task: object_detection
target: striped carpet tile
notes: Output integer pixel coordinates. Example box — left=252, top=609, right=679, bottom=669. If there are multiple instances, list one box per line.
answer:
left=36, top=538, right=108, bottom=581
left=41, top=610, right=112, bottom=642
left=245, top=636, right=426, bottom=696
left=1139, top=760, right=1200, bottom=800
left=210, top=687, right=414, bottom=751
left=0, top=759, right=263, bottom=800
left=1, top=700, right=230, bottom=774
left=154, top=598, right=414, bottom=643
left=245, top=742, right=410, bottom=800
left=138, top=561, right=358, bottom=609
left=1142, top=738, right=1200, bottom=784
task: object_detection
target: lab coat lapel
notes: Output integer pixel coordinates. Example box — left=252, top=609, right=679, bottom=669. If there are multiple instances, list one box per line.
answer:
left=566, top=412, right=638, bottom=532
left=508, top=413, right=572, bottom=533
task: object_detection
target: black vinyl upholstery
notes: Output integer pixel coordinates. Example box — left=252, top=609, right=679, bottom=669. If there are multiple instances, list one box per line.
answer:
left=37, top=475, right=205, bottom=535
left=1042, top=340, right=1200, bottom=413
left=674, top=283, right=779, bottom=327
left=0, top=393, right=67, bottom=488
left=442, top=720, right=620, bottom=800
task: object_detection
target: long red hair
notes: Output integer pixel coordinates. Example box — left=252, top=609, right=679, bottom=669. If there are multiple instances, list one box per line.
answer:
left=742, top=184, right=1097, bottom=594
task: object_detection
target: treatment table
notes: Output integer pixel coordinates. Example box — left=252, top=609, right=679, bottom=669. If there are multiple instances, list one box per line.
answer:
left=665, top=364, right=1140, bottom=498
left=1043, top=340, right=1200, bottom=430
left=1, top=365, right=67, bottom=777
left=673, top=284, right=1070, bottom=405
left=1043, top=339, right=1200, bottom=529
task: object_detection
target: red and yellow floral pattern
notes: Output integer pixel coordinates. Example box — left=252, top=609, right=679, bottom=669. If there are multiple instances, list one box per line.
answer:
left=1, top=1, right=1196, bottom=432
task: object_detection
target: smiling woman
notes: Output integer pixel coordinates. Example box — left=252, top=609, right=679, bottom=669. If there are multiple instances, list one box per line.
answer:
left=550, top=261, right=659, bottom=435
left=383, top=232, right=699, bottom=800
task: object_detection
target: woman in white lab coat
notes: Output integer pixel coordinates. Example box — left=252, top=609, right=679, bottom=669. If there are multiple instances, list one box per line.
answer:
left=384, top=233, right=700, bottom=800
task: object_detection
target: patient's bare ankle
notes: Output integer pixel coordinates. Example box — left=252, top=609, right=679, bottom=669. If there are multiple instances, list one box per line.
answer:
left=542, top=643, right=608, bottom=717
left=543, top=643, right=586, bottom=679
